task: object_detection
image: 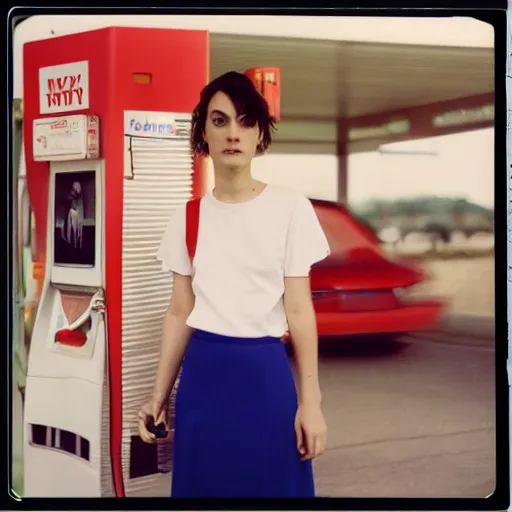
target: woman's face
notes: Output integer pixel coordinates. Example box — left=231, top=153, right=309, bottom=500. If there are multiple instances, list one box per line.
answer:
left=203, top=92, right=261, bottom=172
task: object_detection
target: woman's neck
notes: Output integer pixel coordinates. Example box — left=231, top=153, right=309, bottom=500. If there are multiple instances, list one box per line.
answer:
left=212, top=166, right=264, bottom=202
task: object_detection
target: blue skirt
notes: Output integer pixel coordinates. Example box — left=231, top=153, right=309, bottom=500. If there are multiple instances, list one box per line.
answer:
left=171, top=329, right=315, bottom=498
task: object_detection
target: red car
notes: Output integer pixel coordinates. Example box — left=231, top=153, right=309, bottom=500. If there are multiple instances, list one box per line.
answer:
left=306, top=199, right=445, bottom=340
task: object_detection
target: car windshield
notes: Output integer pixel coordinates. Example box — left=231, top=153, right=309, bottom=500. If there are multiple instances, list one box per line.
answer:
left=313, top=203, right=379, bottom=255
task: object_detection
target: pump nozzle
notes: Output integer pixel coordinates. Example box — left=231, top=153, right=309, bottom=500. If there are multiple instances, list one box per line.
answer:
left=55, top=289, right=105, bottom=348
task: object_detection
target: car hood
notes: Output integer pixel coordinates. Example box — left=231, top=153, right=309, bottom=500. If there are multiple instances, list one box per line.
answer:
left=310, top=247, right=426, bottom=291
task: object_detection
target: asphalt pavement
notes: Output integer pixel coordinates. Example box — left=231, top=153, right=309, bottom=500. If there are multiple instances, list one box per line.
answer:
left=309, top=334, right=496, bottom=498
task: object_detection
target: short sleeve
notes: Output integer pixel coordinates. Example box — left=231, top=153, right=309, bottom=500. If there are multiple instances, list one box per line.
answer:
left=284, top=195, right=331, bottom=277
left=156, top=205, right=192, bottom=276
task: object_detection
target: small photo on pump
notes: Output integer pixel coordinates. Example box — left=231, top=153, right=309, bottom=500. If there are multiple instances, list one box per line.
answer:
left=54, top=170, right=96, bottom=267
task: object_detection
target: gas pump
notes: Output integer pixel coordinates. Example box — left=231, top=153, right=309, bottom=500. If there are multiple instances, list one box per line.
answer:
left=23, top=128, right=110, bottom=497
left=22, top=27, right=208, bottom=497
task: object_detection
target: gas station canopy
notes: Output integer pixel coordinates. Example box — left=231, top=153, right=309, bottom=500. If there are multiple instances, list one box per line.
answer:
left=210, top=34, right=494, bottom=154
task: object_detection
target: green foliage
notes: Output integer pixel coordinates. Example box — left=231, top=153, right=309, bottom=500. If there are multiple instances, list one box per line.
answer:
left=352, top=196, right=494, bottom=227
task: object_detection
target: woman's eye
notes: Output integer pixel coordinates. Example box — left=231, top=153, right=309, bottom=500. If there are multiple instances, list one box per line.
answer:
left=212, top=117, right=226, bottom=127
left=239, top=116, right=256, bottom=128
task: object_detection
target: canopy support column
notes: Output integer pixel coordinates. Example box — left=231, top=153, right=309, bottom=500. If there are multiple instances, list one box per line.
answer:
left=337, top=117, right=348, bottom=204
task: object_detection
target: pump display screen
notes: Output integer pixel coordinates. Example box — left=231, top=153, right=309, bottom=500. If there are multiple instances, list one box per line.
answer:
left=54, top=171, right=96, bottom=267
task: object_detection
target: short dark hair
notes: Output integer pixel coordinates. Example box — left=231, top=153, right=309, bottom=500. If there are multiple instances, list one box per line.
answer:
left=191, top=71, right=276, bottom=156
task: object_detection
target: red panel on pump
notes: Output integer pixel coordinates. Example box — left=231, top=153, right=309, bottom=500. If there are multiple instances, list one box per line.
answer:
left=23, top=27, right=209, bottom=497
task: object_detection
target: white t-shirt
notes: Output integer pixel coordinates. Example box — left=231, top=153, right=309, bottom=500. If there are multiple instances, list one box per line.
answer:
left=156, top=184, right=330, bottom=338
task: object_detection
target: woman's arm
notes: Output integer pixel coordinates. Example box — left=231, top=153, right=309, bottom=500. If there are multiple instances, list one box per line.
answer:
left=138, top=272, right=195, bottom=443
left=283, top=276, right=321, bottom=404
left=152, top=272, right=195, bottom=408
left=284, top=276, right=327, bottom=460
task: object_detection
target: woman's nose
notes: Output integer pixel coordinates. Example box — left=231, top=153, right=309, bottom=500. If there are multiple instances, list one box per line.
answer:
left=227, top=121, right=240, bottom=142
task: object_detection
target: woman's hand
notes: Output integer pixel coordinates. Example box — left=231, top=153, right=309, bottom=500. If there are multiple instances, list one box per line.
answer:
left=295, top=402, right=327, bottom=461
left=137, top=396, right=170, bottom=444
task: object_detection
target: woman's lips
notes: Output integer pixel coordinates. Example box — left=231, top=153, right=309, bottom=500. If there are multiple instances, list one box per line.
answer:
left=223, top=149, right=242, bottom=155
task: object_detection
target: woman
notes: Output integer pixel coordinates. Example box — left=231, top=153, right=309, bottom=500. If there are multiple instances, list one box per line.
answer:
left=138, top=71, right=330, bottom=498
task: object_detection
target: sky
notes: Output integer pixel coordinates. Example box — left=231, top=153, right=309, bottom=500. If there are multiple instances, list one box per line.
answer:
left=226, top=128, right=494, bottom=209
left=347, top=128, right=495, bottom=208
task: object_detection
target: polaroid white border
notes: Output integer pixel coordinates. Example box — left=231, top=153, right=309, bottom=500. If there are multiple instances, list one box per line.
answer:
left=49, top=159, right=103, bottom=288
